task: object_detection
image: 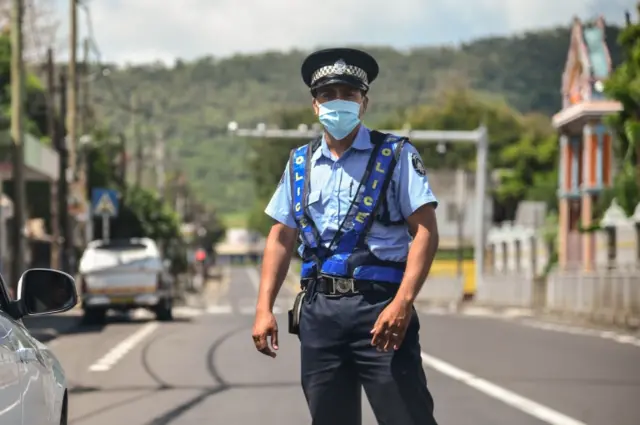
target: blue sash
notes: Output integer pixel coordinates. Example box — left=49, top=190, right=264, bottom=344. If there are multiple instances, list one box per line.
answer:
left=291, top=144, right=319, bottom=250
left=291, top=133, right=405, bottom=283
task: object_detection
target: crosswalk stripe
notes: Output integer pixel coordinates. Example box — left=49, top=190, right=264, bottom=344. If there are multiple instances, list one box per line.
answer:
left=206, top=305, right=233, bottom=314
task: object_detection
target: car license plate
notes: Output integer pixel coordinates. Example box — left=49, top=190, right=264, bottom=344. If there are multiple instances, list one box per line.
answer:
left=109, top=297, right=133, bottom=304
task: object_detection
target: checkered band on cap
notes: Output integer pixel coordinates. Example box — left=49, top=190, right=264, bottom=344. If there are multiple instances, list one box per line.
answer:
left=310, top=59, right=369, bottom=86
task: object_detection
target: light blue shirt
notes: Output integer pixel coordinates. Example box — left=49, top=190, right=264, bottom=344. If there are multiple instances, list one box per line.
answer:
left=264, top=125, right=438, bottom=262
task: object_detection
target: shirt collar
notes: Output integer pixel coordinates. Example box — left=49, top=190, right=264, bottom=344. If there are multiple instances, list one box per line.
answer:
left=312, top=125, right=372, bottom=163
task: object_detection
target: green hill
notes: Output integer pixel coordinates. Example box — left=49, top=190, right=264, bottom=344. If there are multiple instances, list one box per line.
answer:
left=88, top=25, right=624, bottom=216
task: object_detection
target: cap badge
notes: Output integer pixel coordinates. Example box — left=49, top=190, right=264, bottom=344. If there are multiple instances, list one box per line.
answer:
left=333, top=59, right=347, bottom=74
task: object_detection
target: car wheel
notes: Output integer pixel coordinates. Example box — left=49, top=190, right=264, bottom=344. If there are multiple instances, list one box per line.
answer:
left=155, top=298, right=173, bottom=322
left=82, top=308, right=106, bottom=325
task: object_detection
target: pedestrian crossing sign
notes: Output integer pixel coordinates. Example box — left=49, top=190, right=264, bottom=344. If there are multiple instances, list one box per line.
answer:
left=91, top=188, right=119, bottom=217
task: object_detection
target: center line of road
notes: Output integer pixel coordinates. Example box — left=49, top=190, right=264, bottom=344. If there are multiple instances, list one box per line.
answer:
left=88, top=322, right=159, bottom=372
left=420, top=352, right=587, bottom=425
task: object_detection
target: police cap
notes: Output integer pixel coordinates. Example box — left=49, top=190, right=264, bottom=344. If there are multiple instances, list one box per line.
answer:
left=301, top=47, right=379, bottom=95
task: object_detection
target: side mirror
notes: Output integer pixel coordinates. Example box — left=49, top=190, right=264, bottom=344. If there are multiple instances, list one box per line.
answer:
left=17, top=268, right=78, bottom=316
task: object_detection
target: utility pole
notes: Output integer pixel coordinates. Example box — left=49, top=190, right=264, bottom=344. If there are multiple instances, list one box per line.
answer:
left=79, top=37, right=91, bottom=244
left=58, top=72, right=71, bottom=273
left=131, top=93, right=143, bottom=186
left=176, top=173, right=186, bottom=221
left=67, top=0, right=77, bottom=178
left=155, top=128, right=166, bottom=196
left=46, top=48, right=60, bottom=269
left=151, top=99, right=165, bottom=195
left=10, top=0, right=26, bottom=288
left=455, top=169, right=466, bottom=277
left=80, top=37, right=90, bottom=136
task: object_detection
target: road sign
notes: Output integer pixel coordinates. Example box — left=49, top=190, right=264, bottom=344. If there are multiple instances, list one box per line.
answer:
left=91, top=188, right=119, bottom=217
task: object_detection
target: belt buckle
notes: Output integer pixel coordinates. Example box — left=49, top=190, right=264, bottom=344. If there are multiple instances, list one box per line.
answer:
left=332, top=277, right=357, bottom=295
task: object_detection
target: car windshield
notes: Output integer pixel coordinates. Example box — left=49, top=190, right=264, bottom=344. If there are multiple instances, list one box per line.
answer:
left=94, top=239, right=148, bottom=251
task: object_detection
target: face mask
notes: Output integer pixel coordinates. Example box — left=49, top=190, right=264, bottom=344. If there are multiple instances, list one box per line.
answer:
left=317, top=99, right=362, bottom=140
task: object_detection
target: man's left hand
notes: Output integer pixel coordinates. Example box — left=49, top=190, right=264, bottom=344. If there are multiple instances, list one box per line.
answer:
left=370, top=299, right=413, bottom=351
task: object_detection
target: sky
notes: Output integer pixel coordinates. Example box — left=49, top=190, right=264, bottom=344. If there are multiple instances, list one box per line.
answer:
left=44, top=0, right=636, bottom=65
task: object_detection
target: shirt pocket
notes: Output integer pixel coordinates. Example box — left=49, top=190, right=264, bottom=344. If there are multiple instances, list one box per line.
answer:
left=304, top=190, right=326, bottom=231
left=306, top=190, right=323, bottom=215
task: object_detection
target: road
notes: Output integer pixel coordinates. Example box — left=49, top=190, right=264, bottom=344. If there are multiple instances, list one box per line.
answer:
left=27, top=266, right=640, bottom=425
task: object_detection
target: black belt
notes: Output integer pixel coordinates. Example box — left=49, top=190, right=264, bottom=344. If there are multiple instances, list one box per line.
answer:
left=301, top=275, right=398, bottom=296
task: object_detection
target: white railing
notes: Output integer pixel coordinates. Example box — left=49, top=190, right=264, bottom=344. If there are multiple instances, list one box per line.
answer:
left=284, top=257, right=640, bottom=327
left=416, top=276, right=464, bottom=305
left=475, top=272, right=535, bottom=308
left=546, top=268, right=640, bottom=323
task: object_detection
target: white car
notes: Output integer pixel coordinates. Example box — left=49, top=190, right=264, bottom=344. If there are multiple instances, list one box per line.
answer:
left=78, top=237, right=175, bottom=323
left=0, top=268, right=79, bottom=425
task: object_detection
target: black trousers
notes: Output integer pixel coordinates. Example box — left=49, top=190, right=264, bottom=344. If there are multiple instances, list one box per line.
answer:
left=298, top=289, right=439, bottom=425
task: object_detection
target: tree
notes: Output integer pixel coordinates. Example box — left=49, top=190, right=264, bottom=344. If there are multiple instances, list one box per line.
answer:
left=381, top=88, right=558, bottom=221
left=84, top=129, right=190, bottom=274
left=87, top=26, right=627, bottom=217
left=0, top=31, right=48, bottom=139
left=0, top=0, right=60, bottom=63
left=604, top=5, right=640, bottom=215
left=247, top=90, right=560, bottom=231
left=247, top=107, right=317, bottom=235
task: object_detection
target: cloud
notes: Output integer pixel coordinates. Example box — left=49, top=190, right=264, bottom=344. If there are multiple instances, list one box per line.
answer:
left=50, top=0, right=633, bottom=64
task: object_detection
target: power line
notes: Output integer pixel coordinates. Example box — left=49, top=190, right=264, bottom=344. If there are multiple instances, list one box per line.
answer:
left=76, top=2, right=211, bottom=127
left=77, top=1, right=149, bottom=116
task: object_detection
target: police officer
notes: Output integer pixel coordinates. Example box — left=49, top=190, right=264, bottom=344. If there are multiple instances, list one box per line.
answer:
left=252, top=47, right=440, bottom=425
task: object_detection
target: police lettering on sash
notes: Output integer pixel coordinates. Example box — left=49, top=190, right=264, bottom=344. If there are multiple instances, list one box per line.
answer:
left=411, top=153, right=426, bottom=176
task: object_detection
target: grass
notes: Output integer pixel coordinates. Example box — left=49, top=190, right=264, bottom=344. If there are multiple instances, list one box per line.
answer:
left=221, top=211, right=249, bottom=228
left=435, top=247, right=475, bottom=261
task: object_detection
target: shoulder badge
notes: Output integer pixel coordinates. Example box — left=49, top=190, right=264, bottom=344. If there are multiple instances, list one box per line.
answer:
left=410, top=153, right=426, bottom=176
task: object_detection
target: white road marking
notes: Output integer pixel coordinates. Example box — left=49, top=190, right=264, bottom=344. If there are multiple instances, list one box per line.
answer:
left=420, top=352, right=587, bottom=425
left=246, top=267, right=261, bottom=292
left=204, top=303, right=287, bottom=316
left=418, top=305, right=640, bottom=348
left=89, top=322, right=159, bottom=372
left=239, top=306, right=255, bottom=315
left=173, top=306, right=204, bottom=317
left=206, top=305, right=233, bottom=314
left=238, top=305, right=283, bottom=315
left=125, top=307, right=204, bottom=320
left=522, top=320, right=640, bottom=348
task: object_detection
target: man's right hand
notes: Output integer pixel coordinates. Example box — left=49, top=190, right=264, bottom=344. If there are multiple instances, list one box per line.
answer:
left=252, top=309, right=279, bottom=358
